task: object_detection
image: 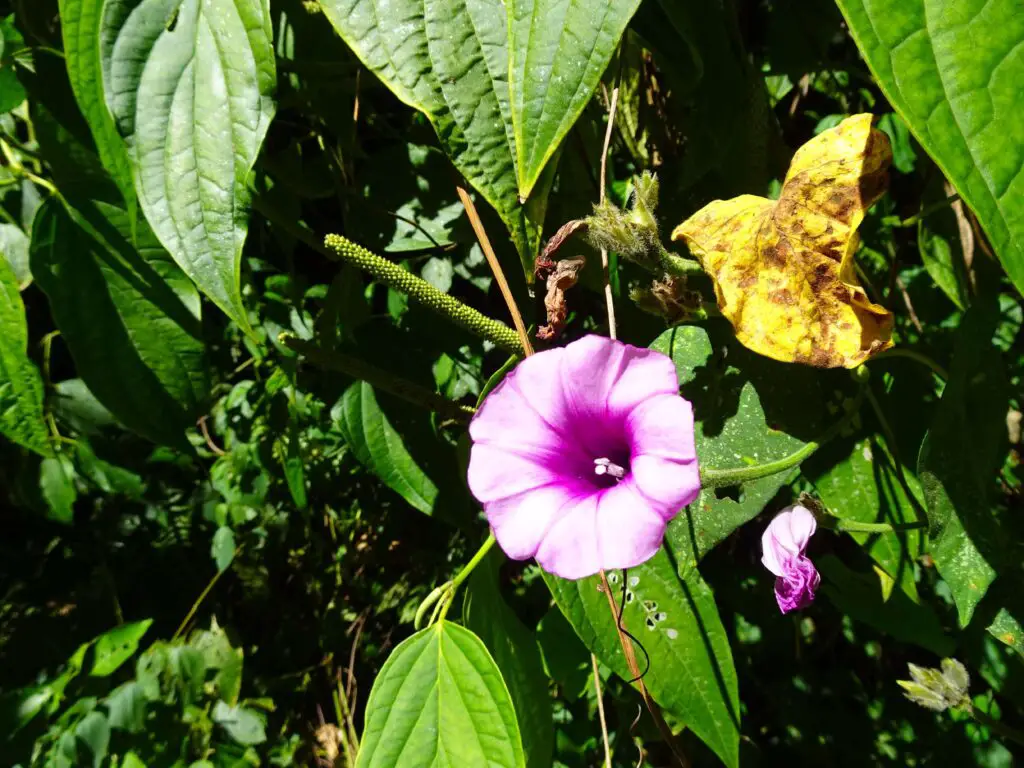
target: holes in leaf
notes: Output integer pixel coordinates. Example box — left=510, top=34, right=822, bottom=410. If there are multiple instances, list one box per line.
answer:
left=714, top=484, right=744, bottom=503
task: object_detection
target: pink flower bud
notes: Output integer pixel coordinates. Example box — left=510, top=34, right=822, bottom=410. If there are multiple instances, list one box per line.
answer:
left=761, top=505, right=820, bottom=613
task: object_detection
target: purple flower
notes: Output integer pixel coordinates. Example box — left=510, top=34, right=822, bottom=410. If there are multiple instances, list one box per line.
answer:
left=467, top=335, right=701, bottom=579
left=761, top=505, right=820, bottom=613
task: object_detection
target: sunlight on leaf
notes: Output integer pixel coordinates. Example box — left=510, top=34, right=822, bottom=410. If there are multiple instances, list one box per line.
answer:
left=672, top=114, right=894, bottom=368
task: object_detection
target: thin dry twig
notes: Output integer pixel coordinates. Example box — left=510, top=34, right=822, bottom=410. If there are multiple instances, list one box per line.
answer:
left=599, top=85, right=621, bottom=340
left=456, top=186, right=535, bottom=356
left=197, top=415, right=226, bottom=456
left=593, top=654, right=613, bottom=768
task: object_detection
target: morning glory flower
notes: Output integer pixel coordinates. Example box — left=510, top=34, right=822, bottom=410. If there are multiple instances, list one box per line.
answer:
left=761, top=505, right=820, bottom=613
left=467, top=335, right=700, bottom=579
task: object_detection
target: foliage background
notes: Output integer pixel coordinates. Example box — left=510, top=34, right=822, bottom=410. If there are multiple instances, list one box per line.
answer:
left=0, top=0, right=1022, bottom=766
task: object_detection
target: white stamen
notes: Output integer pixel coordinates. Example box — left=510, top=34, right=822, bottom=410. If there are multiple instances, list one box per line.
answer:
left=593, top=457, right=625, bottom=479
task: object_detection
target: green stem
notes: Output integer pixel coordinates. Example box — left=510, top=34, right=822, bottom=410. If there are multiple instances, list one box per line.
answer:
left=437, top=534, right=496, bottom=623
left=657, top=245, right=705, bottom=277
left=281, top=335, right=475, bottom=422
left=871, top=347, right=948, bottom=381
left=324, top=234, right=522, bottom=355
left=700, top=387, right=865, bottom=489
left=969, top=705, right=1024, bottom=748
left=884, top=194, right=960, bottom=228
left=827, top=518, right=927, bottom=534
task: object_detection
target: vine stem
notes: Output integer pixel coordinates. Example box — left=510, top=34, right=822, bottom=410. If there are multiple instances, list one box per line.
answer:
left=598, top=570, right=690, bottom=768
left=456, top=186, right=534, bottom=356
left=436, top=534, right=496, bottom=623
left=827, top=518, right=927, bottom=534
left=969, top=704, right=1024, bottom=748
left=700, top=385, right=865, bottom=490
left=871, top=347, right=948, bottom=381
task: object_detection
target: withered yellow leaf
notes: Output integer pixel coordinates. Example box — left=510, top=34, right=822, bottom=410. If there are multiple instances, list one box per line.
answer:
left=672, top=114, right=894, bottom=368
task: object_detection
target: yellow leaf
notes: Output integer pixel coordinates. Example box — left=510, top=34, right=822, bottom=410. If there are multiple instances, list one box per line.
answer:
left=672, top=114, right=894, bottom=368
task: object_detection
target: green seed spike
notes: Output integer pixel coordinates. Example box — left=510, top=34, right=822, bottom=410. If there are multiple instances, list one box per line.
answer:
left=323, top=234, right=523, bottom=355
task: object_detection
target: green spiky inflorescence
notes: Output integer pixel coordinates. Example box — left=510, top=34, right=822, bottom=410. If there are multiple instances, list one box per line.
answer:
left=323, top=234, right=522, bottom=355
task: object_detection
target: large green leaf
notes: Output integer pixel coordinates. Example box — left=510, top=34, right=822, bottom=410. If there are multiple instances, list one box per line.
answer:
left=90, top=619, right=153, bottom=677
left=333, top=381, right=438, bottom=515
left=0, top=256, right=52, bottom=457
left=100, top=0, right=276, bottom=329
left=809, top=436, right=924, bottom=602
left=651, top=324, right=825, bottom=571
left=58, top=0, right=136, bottom=212
left=318, top=0, right=576, bottom=272
left=318, top=0, right=532, bottom=268
left=918, top=299, right=1008, bottom=626
left=464, top=552, right=553, bottom=768
left=835, top=0, right=1024, bottom=295
left=356, top=621, right=526, bottom=768
left=508, top=0, right=641, bottom=197
left=31, top=198, right=208, bottom=450
left=544, top=548, right=740, bottom=768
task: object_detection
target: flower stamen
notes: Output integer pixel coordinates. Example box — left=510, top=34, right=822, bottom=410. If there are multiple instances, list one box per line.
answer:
left=594, top=457, right=626, bottom=479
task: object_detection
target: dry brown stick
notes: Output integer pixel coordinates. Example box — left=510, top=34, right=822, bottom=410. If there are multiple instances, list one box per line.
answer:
left=599, top=85, right=621, bottom=339
left=593, top=654, right=613, bottom=768
left=456, top=186, right=535, bottom=356
left=599, top=570, right=690, bottom=768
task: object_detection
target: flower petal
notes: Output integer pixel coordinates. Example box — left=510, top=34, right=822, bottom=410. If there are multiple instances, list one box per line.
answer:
left=627, top=393, right=698, bottom=462
left=761, top=505, right=817, bottom=576
left=486, top=483, right=582, bottom=560
left=467, top=443, right=564, bottom=503
left=630, top=455, right=701, bottom=516
left=535, top=481, right=668, bottom=578
left=469, top=375, right=569, bottom=456
left=561, top=336, right=680, bottom=422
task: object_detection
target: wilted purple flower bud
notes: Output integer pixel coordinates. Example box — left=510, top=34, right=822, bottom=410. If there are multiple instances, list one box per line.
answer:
left=761, top=505, right=820, bottom=613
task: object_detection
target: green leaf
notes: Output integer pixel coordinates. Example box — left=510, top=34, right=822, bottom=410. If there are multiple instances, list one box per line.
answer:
left=917, top=176, right=971, bottom=311
left=988, top=608, right=1024, bottom=657
left=90, top=619, right=153, bottom=677
left=818, top=555, right=954, bottom=656
left=318, top=0, right=551, bottom=271
left=211, top=526, right=236, bottom=572
left=0, top=223, right=31, bottom=288
left=543, top=548, right=740, bottom=768
left=507, top=0, right=641, bottom=197
left=536, top=607, right=590, bottom=701
left=30, top=198, right=208, bottom=449
left=809, top=436, right=924, bottom=602
left=40, top=454, right=78, bottom=524
left=74, top=711, right=110, bottom=768
left=100, top=0, right=276, bottom=329
left=652, top=324, right=824, bottom=571
left=333, top=381, right=438, bottom=515
left=463, top=552, right=553, bottom=768
left=356, top=621, right=526, bottom=768
left=58, top=0, right=137, bottom=211
left=835, top=0, right=1024, bottom=295
left=105, top=681, right=150, bottom=733
left=0, top=256, right=52, bottom=457
left=918, top=299, right=1008, bottom=626
left=212, top=701, right=267, bottom=746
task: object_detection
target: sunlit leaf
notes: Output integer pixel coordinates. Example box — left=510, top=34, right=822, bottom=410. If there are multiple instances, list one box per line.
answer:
left=101, top=0, right=276, bottom=330
left=544, top=549, right=740, bottom=768
left=673, top=114, right=894, bottom=368
left=356, top=621, right=526, bottom=768
left=835, top=0, right=1024, bottom=296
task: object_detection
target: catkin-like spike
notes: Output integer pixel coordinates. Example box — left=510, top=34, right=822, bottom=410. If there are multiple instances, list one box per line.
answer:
left=323, top=234, right=523, bottom=355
